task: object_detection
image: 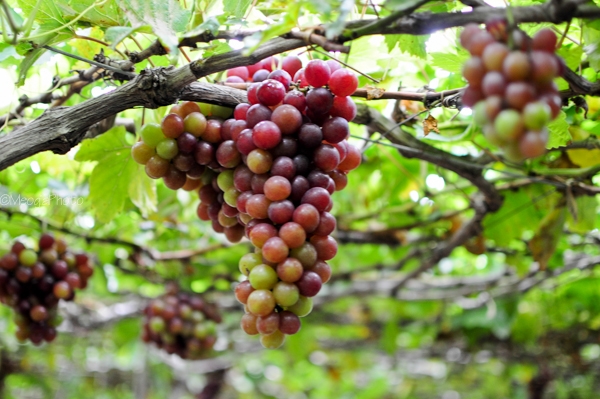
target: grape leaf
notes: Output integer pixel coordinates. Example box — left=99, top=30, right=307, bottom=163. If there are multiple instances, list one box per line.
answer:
left=16, top=19, right=74, bottom=85
left=385, top=0, right=430, bottom=11
left=566, top=196, right=597, bottom=234
left=385, top=34, right=427, bottom=59
left=429, top=51, right=468, bottom=74
left=15, top=42, right=33, bottom=56
left=17, top=0, right=68, bottom=27
left=546, top=111, right=571, bottom=149
left=557, top=44, right=583, bottom=70
left=243, top=2, right=300, bottom=53
left=59, top=0, right=126, bottom=27
left=119, top=0, right=191, bottom=62
left=129, top=166, right=157, bottom=216
left=326, top=0, right=354, bottom=39
left=75, top=126, right=130, bottom=162
left=583, top=24, right=600, bottom=70
left=483, top=186, right=554, bottom=246
left=105, top=26, right=152, bottom=48
left=223, top=0, right=252, bottom=19
left=75, top=127, right=137, bottom=223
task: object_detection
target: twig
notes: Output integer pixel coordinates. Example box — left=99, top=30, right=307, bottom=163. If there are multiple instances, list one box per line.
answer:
left=43, top=45, right=136, bottom=78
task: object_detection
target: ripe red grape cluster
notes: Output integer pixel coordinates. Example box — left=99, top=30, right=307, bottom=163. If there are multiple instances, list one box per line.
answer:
left=132, top=55, right=361, bottom=349
left=460, top=23, right=564, bottom=160
left=0, top=234, right=94, bottom=345
left=141, top=287, right=221, bottom=359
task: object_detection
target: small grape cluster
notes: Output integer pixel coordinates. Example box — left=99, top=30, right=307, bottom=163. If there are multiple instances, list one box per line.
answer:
left=141, top=287, right=221, bottom=359
left=132, top=101, right=221, bottom=192
left=460, top=22, right=564, bottom=160
left=0, top=234, right=94, bottom=345
left=132, top=55, right=361, bottom=348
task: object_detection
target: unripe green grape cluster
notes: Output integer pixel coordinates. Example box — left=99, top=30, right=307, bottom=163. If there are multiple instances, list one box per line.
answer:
left=0, top=233, right=94, bottom=345
left=460, top=22, right=564, bottom=161
left=141, top=286, right=221, bottom=359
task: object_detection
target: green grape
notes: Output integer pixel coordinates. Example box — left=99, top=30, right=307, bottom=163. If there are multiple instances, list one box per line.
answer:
left=287, top=295, right=313, bottom=317
left=19, top=249, right=38, bottom=267
left=156, top=139, right=179, bottom=160
left=217, top=170, right=235, bottom=192
left=149, top=316, right=166, bottom=333
left=140, top=123, right=165, bottom=148
left=239, top=253, right=263, bottom=275
left=273, top=281, right=300, bottom=307
left=224, top=187, right=241, bottom=208
left=249, top=264, right=278, bottom=290
left=260, top=330, right=285, bottom=349
left=211, top=104, right=234, bottom=119
left=494, top=109, right=524, bottom=141
left=473, top=101, right=488, bottom=127
left=523, top=102, right=552, bottom=131
left=132, top=141, right=156, bottom=164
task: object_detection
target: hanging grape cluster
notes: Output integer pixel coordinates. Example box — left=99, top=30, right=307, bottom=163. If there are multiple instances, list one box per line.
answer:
left=0, top=234, right=94, bottom=345
left=132, top=55, right=361, bottom=348
left=460, top=22, right=564, bottom=160
left=142, top=286, right=221, bottom=359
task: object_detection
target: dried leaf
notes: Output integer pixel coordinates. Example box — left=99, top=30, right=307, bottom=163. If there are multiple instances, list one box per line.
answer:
left=423, top=114, right=439, bottom=136
left=365, top=85, right=385, bottom=100
left=528, top=207, right=566, bottom=270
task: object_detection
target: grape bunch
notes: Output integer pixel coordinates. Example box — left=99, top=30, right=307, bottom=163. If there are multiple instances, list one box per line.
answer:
left=460, top=23, right=564, bottom=160
left=141, top=287, right=221, bottom=359
left=0, top=234, right=94, bottom=345
left=132, top=55, right=361, bottom=348
left=227, top=58, right=361, bottom=349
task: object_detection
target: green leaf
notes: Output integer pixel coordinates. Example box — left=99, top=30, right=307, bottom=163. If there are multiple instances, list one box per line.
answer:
left=17, top=0, right=68, bottom=27
left=326, top=0, right=354, bottom=39
left=546, top=111, right=571, bottom=149
left=129, top=166, right=157, bottom=216
left=243, top=2, right=300, bottom=54
left=59, top=0, right=126, bottom=27
left=583, top=25, right=600, bottom=70
left=16, top=23, right=73, bottom=85
left=203, top=40, right=232, bottom=58
left=75, top=126, right=130, bottom=162
left=17, top=47, right=44, bottom=86
left=0, top=43, right=19, bottom=62
left=385, top=0, right=430, bottom=11
left=223, top=0, right=252, bottom=19
left=75, top=127, right=137, bottom=223
left=119, top=0, right=191, bottom=62
left=566, top=196, right=597, bottom=234
left=88, top=148, right=136, bottom=223
left=3, top=2, right=25, bottom=29
left=15, top=42, right=33, bottom=56
left=386, top=34, right=428, bottom=59
left=557, top=44, right=583, bottom=71
left=380, top=319, right=399, bottom=354
left=483, top=186, right=555, bottom=246
left=105, top=25, right=152, bottom=48
left=429, top=51, right=468, bottom=74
